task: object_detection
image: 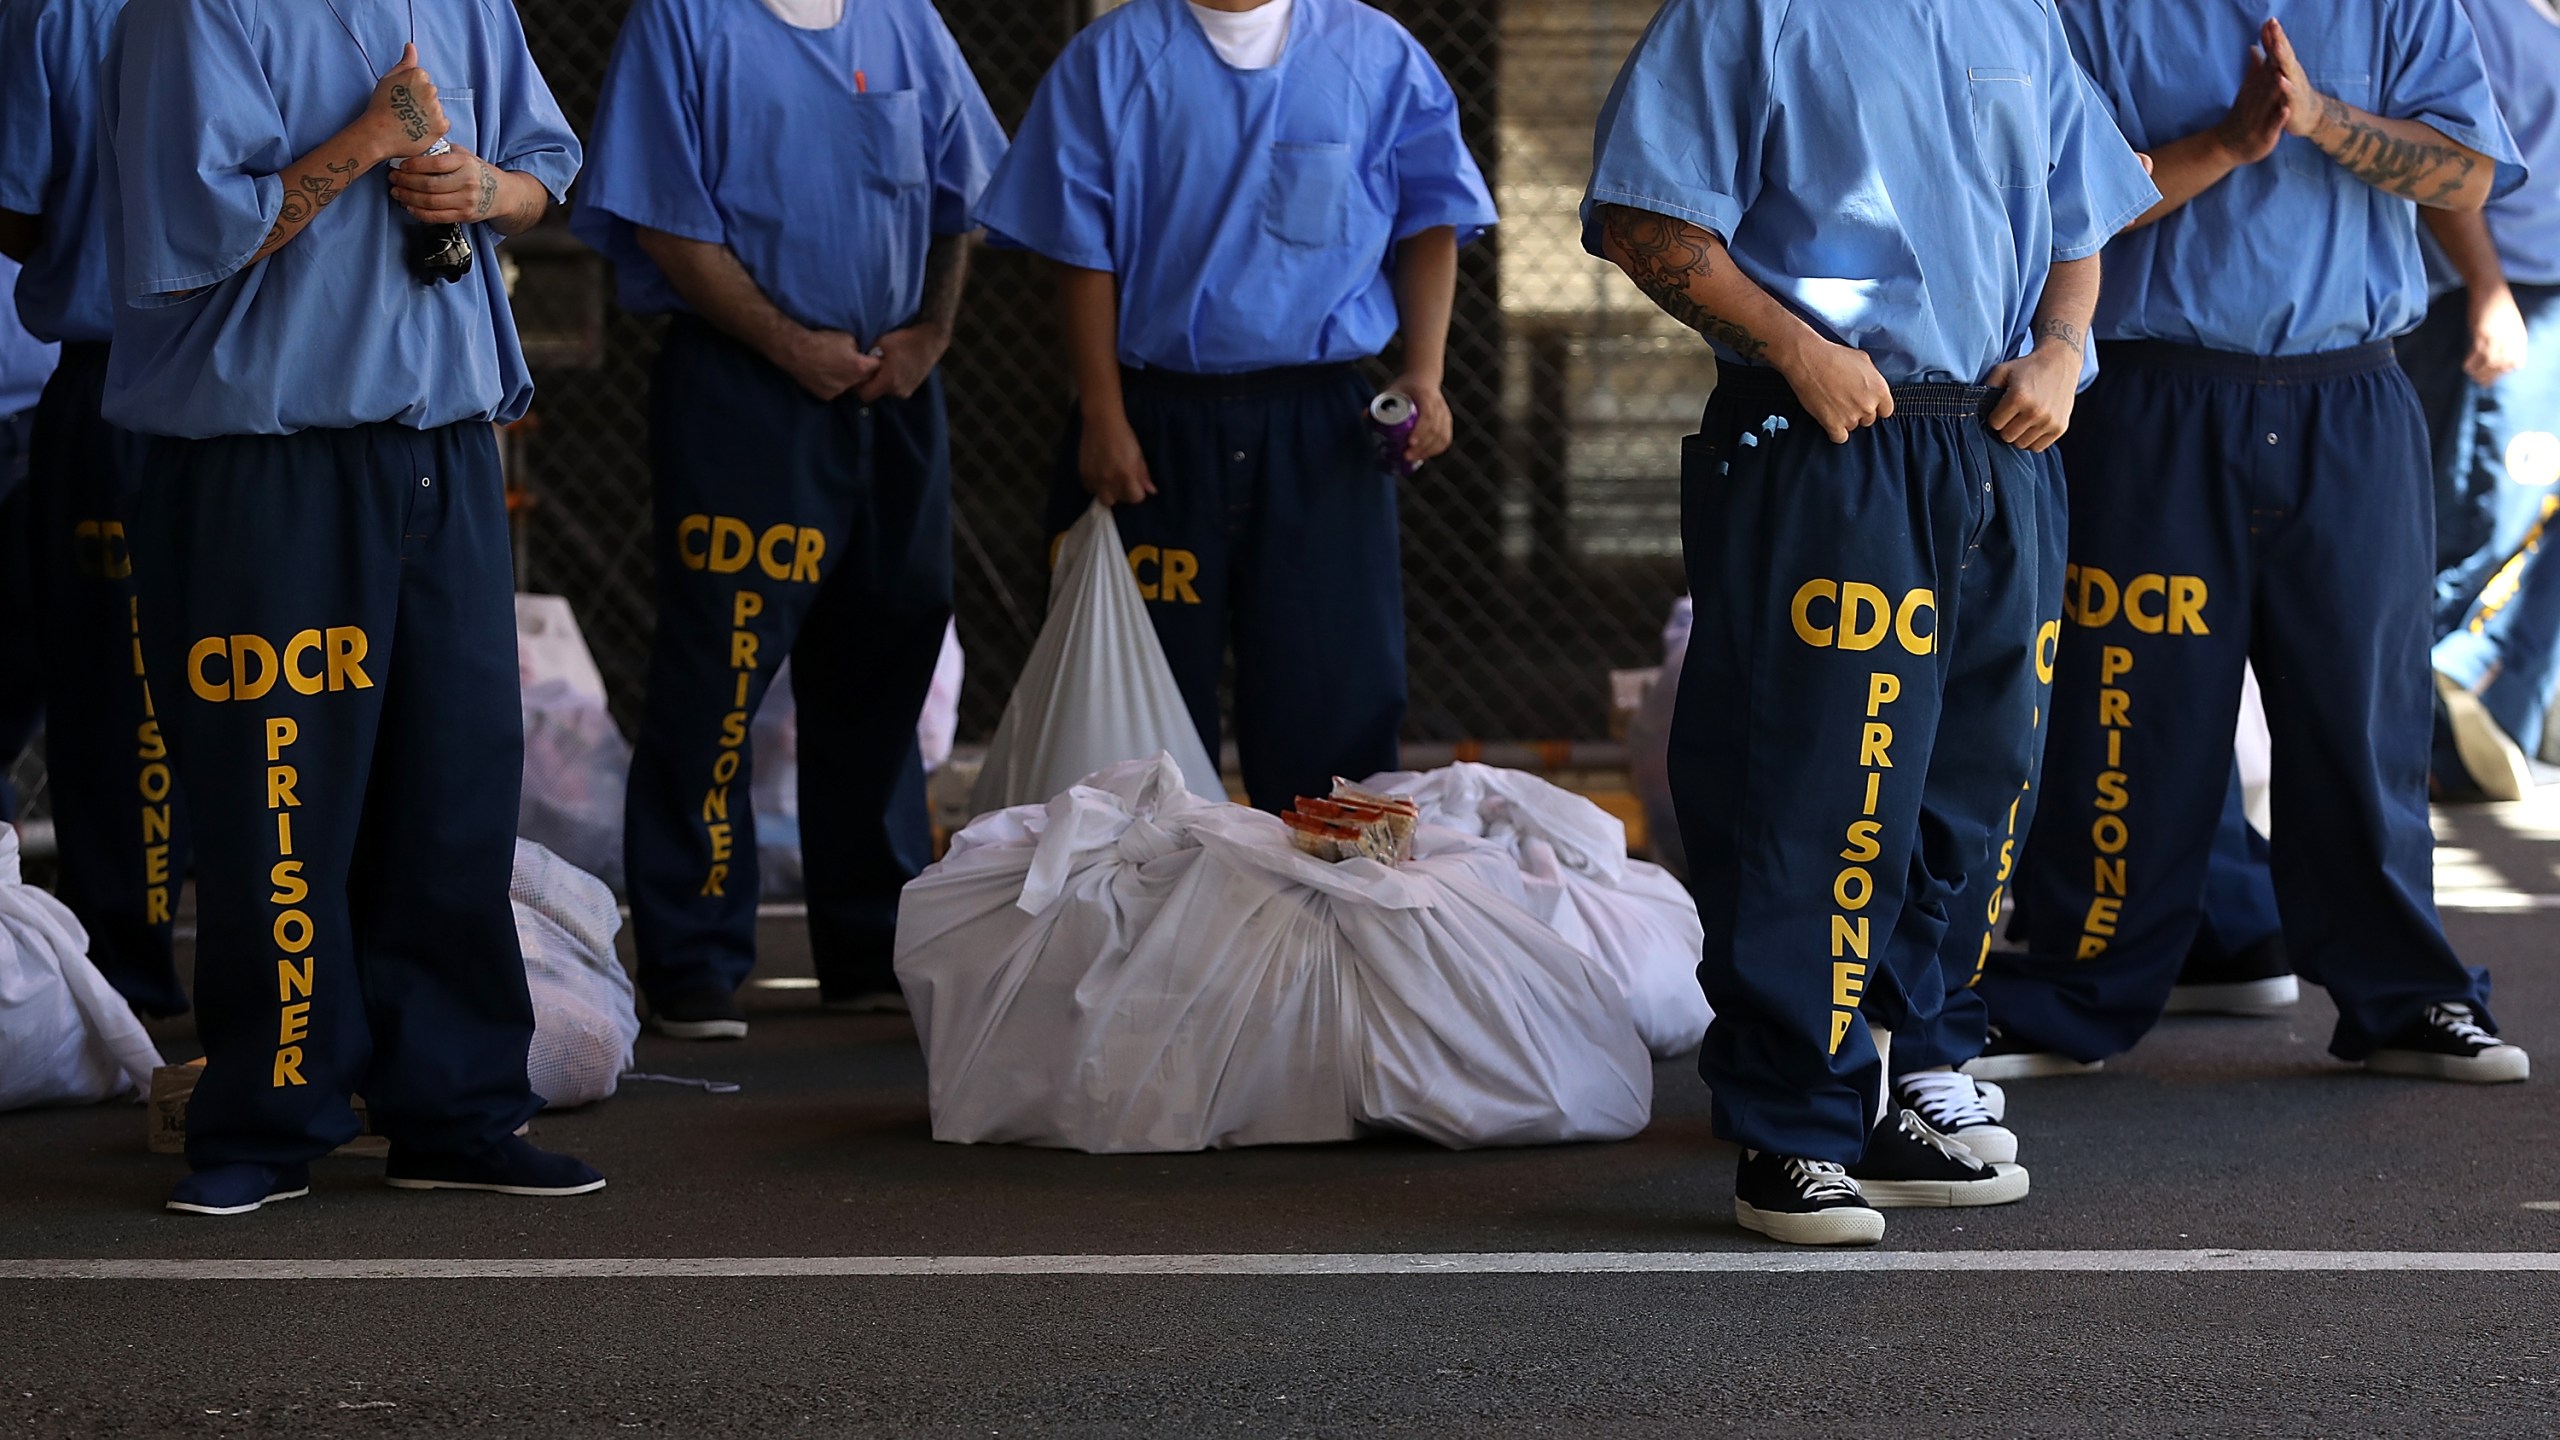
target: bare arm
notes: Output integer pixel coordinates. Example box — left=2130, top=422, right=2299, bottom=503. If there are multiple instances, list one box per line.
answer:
left=857, top=230, right=977, bottom=404
left=1389, top=225, right=1457, bottom=464
left=1058, top=261, right=1152, bottom=505
left=0, top=210, right=35, bottom=264
left=1598, top=203, right=1892, bottom=443
left=386, top=148, right=551, bottom=237
left=2424, top=207, right=2527, bottom=383
left=2123, top=52, right=2287, bottom=231
left=2266, top=19, right=2491, bottom=211
left=635, top=226, right=877, bottom=402
left=1984, top=254, right=2102, bottom=453
left=238, top=45, right=446, bottom=274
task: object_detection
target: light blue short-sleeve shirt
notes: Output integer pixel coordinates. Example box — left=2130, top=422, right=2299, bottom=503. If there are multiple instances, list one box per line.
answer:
left=102, top=0, right=583, bottom=438
left=1580, top=0, right=2158, bottom=386
left=974, top=0, right=1499, bottom=375
left=2067, top=0, right=2526, bottom=355
left=0, top=0, right=127, bottom=344
left=2438, top=0, right=2560, bottom=287
left=0, top=258, right=61, bottom=417
left=571, top=0, right=1009, bottom=345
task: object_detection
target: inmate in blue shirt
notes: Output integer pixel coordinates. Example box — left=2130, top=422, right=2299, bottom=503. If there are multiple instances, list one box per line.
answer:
left=974, top=0, right=1498, bottom=375
left=0, top=0, right=125, bottom=344
left=0, top=258, right=60, bottom=418
left=2065, top=0, right=2525, bottom=356
left=2439, top=0, right=2560, bottom=287
left=572, top=0, right=1008, bottom=346
left=1583, top=0, right=2156, bottom=386
left=102, top=0, right=583, bottom=438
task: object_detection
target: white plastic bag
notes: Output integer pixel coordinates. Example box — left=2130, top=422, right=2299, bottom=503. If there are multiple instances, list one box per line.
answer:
left=920, top=620, right=965, bottom=774
left=517, top=597, right=630, bottom=892
left=1363, top=763, right=1710, bottom=1059
left=1628, top=595, right=1692, bottom=882
left=0, top=827, right=163, bottom=1111
left=752, top=663, right=804, bottom=901
left=512, top=839, right=640, bottom=1109
left=972, top=505, right=1223, bottom=816
left=899, top=755, right=1655, bottom=1152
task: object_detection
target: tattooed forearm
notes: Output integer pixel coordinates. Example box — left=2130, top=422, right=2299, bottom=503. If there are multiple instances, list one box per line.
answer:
left=2313, top=93, right=2480, bottom=206
left=1600, top=206, right=1770, bottom=360
left=258, top=167, right=355, bottom=252
left=917, top=230, right=977, bottom=336
left=2034, top=318, right=2086, bottom=357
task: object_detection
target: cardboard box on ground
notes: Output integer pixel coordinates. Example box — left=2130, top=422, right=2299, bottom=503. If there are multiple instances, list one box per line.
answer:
left=146, top=1059, right=388, bottom=1159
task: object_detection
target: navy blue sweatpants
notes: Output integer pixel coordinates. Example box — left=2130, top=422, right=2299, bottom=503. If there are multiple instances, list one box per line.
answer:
left=624, top=319, right=950, bottom=1009
left=27, top=345, right=191, bottom=1016
left=0, top=405, right=37, bottom=824
left=1984, top=342, right=2490, bottom=1063
left=1674, top=369, right=2065, bottom=1164
left=1045, top=365, right=1403, bottom=812
left=131, top=421, right=538, bottom=1168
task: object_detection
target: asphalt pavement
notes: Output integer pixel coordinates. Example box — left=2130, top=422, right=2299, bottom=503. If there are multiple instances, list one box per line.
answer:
left=3, top=797, right=2557, bottom=1436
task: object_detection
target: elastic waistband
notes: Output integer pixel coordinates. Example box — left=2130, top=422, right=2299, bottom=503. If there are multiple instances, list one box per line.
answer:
left=2098, top=339, right=2398, bottom=384
left=1714, top=365, right=2001, bottom=421
left=1120, top=362, right=1361, bottom=401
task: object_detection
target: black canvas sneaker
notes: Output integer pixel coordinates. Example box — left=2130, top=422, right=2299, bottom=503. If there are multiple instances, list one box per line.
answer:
left=648, top=990, right=748, bottom=1041
left=1851, top=1108, right=2031, bottom=1209
left=1961, top=1024, right=2104, bottom=1081
left=2166, top=935, right=2299, bottom=1016
left=1734, top=1150, right=1885, bottom=1246
left=1896, top=1068, right=2017, bottom=1164
left=2366, top=1003, right=2531, bottom=1083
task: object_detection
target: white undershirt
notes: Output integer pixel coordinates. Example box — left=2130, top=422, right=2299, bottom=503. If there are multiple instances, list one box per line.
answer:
left=1188, top=0, right=1294, bottom=71
left=761, top=0, right=844, bottom=31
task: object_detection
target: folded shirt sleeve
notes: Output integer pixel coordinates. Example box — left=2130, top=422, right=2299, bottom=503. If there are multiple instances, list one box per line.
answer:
left=2382, top=0, right=2528, bottom=202
left=1579, top=0, right=1776, bottom=260
left=112, top=0, right=289, bottom=305
left=973, top=35, right=1116, bottom=272
left=1384, top=30, right=1497, bottom=246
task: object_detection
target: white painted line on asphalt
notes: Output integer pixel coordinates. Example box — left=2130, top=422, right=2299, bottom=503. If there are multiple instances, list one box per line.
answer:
left=750, top=978, right=820, bottom=990
left=5, top=1251, right=2559, bottom=1281
left=2436, top=891, right=2560, bottom=912
left=2524, top=1202, right=2560, bottom=1212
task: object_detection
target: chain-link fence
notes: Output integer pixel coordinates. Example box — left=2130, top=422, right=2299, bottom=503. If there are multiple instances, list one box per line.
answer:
left=505, top=0, right=1711, bottom=753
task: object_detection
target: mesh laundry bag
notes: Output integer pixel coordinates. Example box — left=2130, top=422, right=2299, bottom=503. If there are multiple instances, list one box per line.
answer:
left=1364, top=762, right=1710, bottom=1059
left=898, top=755, right=1655, bottom=1152
left=0, top=827, right=163, bottom=1111
left=512, top=839, right=639, bottom=1109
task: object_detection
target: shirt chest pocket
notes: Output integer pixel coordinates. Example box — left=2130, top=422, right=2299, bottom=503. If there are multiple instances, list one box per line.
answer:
left=1968, top=68, right=2046, bottom=190
left=2284, top=73, right=2375, bottom=179
left=440, top=89, right=478, bottom=159
left=1264, top=141, right=1354, bottom=248
left=847, top=90, right=930, bottom=192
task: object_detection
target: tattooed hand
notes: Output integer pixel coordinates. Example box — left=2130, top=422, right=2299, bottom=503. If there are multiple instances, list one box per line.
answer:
left=2264, top=17, right=2481, bottom=205
left=389, top=145, right=498, bottom=223
left=361, top=44, right=448, bottom=163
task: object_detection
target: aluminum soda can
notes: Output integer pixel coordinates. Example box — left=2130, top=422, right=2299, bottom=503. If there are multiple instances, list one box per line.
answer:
left=1369, top=391, right=1421, bottom=478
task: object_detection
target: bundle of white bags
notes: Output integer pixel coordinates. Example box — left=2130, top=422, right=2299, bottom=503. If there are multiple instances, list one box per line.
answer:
left=897, top=754, right=1660, bottom=1153
left=512, top=839, right=641, bottom=1109
left=1360, top=762, right=1709, bottom=1060
left=0, top=826, right=163, bottom=1112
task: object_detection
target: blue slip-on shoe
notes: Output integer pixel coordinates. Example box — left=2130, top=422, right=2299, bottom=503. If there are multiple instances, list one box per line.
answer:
left=166, top=1162, right=312, bottom=1216
left=384, top=1135, right=606, bottom=1197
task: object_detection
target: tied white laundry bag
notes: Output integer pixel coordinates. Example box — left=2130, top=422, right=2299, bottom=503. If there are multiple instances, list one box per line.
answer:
left=512, top=840, right=641, bottom=1109
left=1365, top=763, right=1710, bottom=1059
left=898, top=755, right=1655, bottom=1152
left=0, top=827, right=164, bottom=1111
left=971, top=504, right=1223, bottom=816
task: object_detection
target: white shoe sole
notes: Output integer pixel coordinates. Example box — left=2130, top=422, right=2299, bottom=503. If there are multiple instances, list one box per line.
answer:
left=1857, top=1163, right=2031, bottom=1209
left=2366, top=1045, right=2530, bottom=1084
left=385, top=1176, right=609, bottom=1197
left=2438, top=672, right=2534, bottom=802
left=1963, top=1053, right=2104, bottom=1081
left=649, top=1017, right=748, bottom=1041
left=166, top=1186, right=309, bottom=1217
left=2165, top=975, right=2301, bottom=1016
left=1735, top=1199, right=1885, bottom=1246
left=1946, top=1124, right=2018, bottom=1166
